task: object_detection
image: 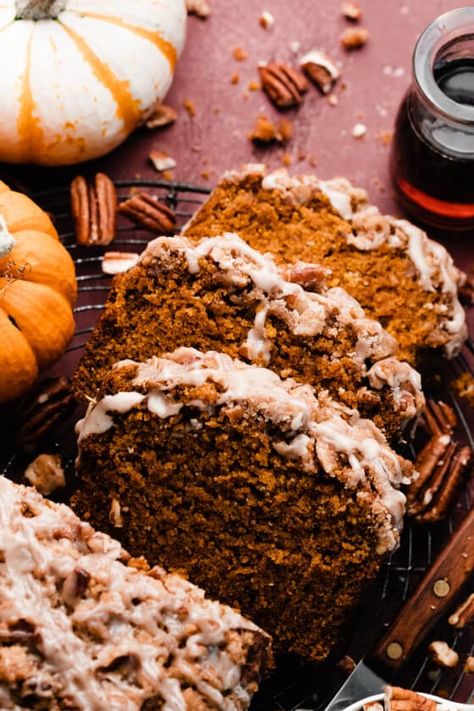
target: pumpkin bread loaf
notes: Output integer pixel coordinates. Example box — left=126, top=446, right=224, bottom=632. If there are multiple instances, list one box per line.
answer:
left=72, top=233, right=424, bottom=441
left=183, top=166, right=467, bottom=367
left=72, top=348, right=415, bottom=661
left=0, top=475, right=270, bottom=710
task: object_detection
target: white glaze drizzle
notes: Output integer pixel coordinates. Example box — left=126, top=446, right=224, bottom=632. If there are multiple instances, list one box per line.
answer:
left=78, top=349, right=414, bottom=554
left=0, top=475, right=267, bottom=710
left=210, top=167, right=467, bottom=358
left=141, top=232, right=398, bottom=369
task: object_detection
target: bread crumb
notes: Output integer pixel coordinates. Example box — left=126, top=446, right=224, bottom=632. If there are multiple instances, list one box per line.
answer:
left=352, top=122, right=367, bottom=138
left=248, top=115, right=293, bottom=145
left=183, top=99, right=196, bottom=117
left=248, top=80, right=261, bottom=91
left=340, top=27, right=369, bottom=50
left=328, top=94, right=339, bottom=106
left=161, top=170, right=174, bottom=182
left=377, top=130, right=393, bottom=146
left=230, top=72, right=240, bottom=85
left=233, top=46, right=248, bottom=62
left=281, top=152, right=292, bottom=167
left=290, top=40, right=301, bottom=54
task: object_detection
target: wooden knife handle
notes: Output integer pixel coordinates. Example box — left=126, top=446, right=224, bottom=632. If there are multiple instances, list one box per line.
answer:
left=371, top=506, right=474, bottom=672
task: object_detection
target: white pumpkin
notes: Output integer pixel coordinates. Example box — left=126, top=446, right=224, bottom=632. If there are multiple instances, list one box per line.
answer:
left=0, top=0, right=186, bottom=165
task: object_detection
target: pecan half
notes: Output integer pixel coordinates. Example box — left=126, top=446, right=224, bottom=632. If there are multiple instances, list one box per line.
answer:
left=258, top=62, right=308, bottom=108
left=406, top=399, right=471, bottom=523
left=70, top=173, right=117, bottom=246
left=16, top=377, right=76, bottom=448
left=118, top=193, right=176, bottom=233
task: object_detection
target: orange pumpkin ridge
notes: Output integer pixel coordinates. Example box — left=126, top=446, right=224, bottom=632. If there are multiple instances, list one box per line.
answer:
left=77, top=12, right=177, bottom=70
left=58, top=21, right=142, bottom=134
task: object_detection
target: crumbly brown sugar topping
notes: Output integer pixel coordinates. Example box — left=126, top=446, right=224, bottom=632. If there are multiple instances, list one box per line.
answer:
left=139, top=233, right=424, bottom=426
left=0, top=475, right=268, bottom=710
left=209, top=166, right=467, bottom=358
left=77, top=348, right=414, bottom=555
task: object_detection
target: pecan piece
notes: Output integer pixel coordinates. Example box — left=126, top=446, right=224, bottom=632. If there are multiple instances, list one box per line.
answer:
left=428, top=640, right=459, bottom=668
left=142, top=102, right=177, bottom=129
left=342, top=1, right=362, bottom=22
left=70, top=173, right=117, bottom=246
left=300, top=50, right=340, bottom=94
left=62, top=567, right=91, bottom=605
left=258, top=62, right=308, bottom=108
left=24, top=453, right=65, bottom=496
left=16, top=376, right=76, bottom=448
left=102, top=252, right=140, bottom=275
left=118, top=192, right=176, bottom=233
left=186, top=0, right=210, bottom=19
left=148, top=150, right=177, bottom=172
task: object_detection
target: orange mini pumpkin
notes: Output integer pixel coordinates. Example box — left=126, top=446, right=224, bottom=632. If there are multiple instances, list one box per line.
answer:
left=0, top=181, right=76, bottom=404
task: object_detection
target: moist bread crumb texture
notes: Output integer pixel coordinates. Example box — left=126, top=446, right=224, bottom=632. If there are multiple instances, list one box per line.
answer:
left=72, top=348, right=415, bottom=662
left=72, top=233, right=424, bottom=442
left=183, top=167, right=466, bottom=366
left=0, top=475, right=270, bottom=710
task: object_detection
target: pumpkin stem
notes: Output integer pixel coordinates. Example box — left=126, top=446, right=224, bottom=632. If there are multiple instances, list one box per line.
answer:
left=0, top=215, right=16, bottom=260
left=15, top=0, right=65, bottom=20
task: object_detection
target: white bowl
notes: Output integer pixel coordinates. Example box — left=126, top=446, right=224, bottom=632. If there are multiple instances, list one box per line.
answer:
left=342, top=692, right=470, bottom=711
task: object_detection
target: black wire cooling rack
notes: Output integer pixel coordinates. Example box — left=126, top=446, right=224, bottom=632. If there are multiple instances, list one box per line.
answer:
left=1, top=178, right=473, bottom=710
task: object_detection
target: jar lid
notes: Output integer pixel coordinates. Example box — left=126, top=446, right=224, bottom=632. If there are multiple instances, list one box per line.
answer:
left=414, top=7, right=474, bottom=126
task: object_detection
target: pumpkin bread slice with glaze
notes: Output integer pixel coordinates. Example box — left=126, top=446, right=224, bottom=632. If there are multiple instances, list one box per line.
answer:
left=0, top=474, right=270, bottom=710
left=72, top=347, right=415, bottom=661
left=72, top=233, right=424, bottom=441
left=183, top=165, right=467, bottom=368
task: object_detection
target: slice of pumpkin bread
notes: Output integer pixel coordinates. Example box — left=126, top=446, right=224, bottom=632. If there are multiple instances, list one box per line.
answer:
left=72, top=348, right=415, bottom=662
left=0, top=475, right=270, bottom=710
left=72, top=233, right=424, bottom=441
left=183, top=165, right=467, bottom=366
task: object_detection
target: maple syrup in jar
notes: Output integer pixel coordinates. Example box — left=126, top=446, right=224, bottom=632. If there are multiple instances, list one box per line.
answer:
left=390, top=7, right=474, bottom=230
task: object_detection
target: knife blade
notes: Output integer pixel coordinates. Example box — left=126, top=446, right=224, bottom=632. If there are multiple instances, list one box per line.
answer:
left=318, top=505, right=474, bottom=711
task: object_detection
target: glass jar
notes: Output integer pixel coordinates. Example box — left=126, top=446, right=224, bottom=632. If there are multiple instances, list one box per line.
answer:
left=390, top=7, right=474, bottom=231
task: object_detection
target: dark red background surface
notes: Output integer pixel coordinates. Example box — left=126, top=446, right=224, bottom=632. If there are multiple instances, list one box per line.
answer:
left=1, top=2, right=473, bottom=707
left=6, top=0, right=473, bottom=301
